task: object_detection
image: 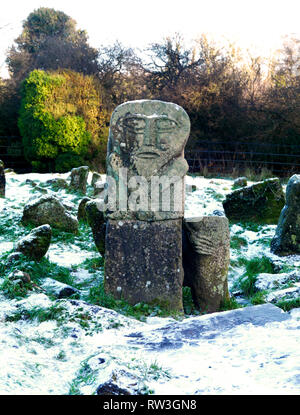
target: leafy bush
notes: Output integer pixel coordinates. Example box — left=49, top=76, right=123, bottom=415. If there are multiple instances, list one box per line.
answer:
left=18, top=69, right=107, bottom=172
left=55, top=152, right=85, bottom=173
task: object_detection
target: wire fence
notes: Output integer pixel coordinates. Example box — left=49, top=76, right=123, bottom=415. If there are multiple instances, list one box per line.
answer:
left=185, top=140, right=300, bottom=176
left=0, top=136, right=31, bottom=172
left=0, top=136, right=299, bottom=176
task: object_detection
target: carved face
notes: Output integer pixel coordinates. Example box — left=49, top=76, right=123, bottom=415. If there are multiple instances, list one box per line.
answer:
left=108, top=100, right=190, bottom=176
left=120, top=113, right=178, bottom=157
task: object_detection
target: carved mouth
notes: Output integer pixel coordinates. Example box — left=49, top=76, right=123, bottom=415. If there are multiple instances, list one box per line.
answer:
left=136, top=152, right=160, bottom=159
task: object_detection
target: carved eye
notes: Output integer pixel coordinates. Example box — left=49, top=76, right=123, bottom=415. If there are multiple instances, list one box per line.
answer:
left=157, top=118, right=177, bottom=132
left=124, top=117, right=146, bottom=132
left=159, top=137, right=169, bottom=150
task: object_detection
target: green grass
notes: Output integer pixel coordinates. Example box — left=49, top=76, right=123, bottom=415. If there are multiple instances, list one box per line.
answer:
left=238, top=274, right=258, bottom=297
left=235, top=256, right=275, bottom=298
left=32, top=335, right=56, bottom=348
left=51, top=222, right=97, bottom=252
left=250, top=291, right=267, bottom=305
left=230, top=235, right=248, bottom=250
left=129, top=358, right=171, bottom=384
left=182, top=286, right=200, bottom=315
left=0, top=253, right=75, bottom=299
left=256, top=236, right=272, bottom=247
left=0, top=278, right=33, bottom=300
left=69, top=358, right=99, bottom=395
left=244, top=256, right=274, bottom=275
left=87, top=279, right=183, bottom=321
left=0, top=215, right=34, bottom=240
left=4, top=301, right=103, bottom=333
left=80, top=256, right=104, bottom=271
left=219, top=296, right=241, bottom=311
left=242, top=167, right=274, bottom=182
left=56, top=350, right=67, bottom=361
left=275, top=297, right=300, bottom=312
left=205, top=188, right=224, bottom=202
left=5, top=303, right=67, bottom=323
left=57, top=184, right=94, bottom=202
left=235, top=222, right=264, bottom=233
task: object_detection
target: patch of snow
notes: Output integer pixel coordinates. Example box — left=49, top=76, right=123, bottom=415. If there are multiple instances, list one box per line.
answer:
left=0, top=172, right=299, bottom=395
left=47, top=244, right=98, bottom=267
left=0, top=241, right=13, bottom=254
left=266, top=283, right=300, bottom=303
left=256, top=272, right=300, bottom=291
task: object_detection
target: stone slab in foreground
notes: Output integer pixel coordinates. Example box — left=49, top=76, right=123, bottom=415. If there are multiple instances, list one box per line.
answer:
left=126, top=304, right=291, bottom=350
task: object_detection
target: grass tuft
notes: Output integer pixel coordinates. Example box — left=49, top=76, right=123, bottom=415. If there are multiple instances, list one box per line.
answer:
left=275, top=297, right=300, bottom=312
left=237, top=256, right=274, bottom=297
left=220, top=296, right=241, bottom=311
left=87, top=280, right=183, bottom=321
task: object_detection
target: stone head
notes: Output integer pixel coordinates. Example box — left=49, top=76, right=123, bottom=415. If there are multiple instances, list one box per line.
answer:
left=108, top=100, right=190, bottom=175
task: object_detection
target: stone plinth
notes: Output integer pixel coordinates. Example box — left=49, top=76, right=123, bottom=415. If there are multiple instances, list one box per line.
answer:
left=105, top=219, right=184, bottom=311
left=183, top=216, right=230, bottom=313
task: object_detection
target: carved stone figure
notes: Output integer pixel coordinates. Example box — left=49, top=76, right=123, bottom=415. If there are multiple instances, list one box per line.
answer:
left=106, top=100, right=190, bottom=220
left=104, top=100, right=190, bottom=311
left=183, top=216, right=230, bottom=313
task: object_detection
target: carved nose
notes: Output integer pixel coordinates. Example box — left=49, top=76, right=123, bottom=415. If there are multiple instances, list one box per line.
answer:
left=143, top=120, right=156, bottom=146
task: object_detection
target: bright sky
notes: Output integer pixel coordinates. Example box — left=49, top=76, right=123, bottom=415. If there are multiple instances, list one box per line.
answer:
left=1, top=0, right=300, bottom=77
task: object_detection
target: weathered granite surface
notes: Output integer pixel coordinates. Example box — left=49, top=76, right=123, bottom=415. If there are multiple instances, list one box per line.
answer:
left=183, top=216, right=230, bottom=313
left=22, top=195, right=78, bottom=233
left=105, top=219, right=184, bottom=311
left=223, top=178, right=285, bottom=224
left=106, top=100, right=190, bottom=221
left=69, top=166, right=89, bottom=194
left=16, top=224, right=52, bottom=261
left=0, top=160, right=5, bottom=197
left=77, top=197, right=91, bottom=221
left=85, top=200, right=106, bottom=256
left=271, top=174, right=300, bottom=255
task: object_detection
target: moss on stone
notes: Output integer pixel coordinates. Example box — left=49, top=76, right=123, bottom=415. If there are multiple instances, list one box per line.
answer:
left=223, top=178, right=285, bottom=224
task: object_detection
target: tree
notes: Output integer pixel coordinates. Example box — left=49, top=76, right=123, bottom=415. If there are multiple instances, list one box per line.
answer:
left=7, top=7, right=99, bottom=81
left=18, top=69, right=106, bottom=172
left=263, top=36, right=300, bottom=148
left=0, top=78, right=21, bottom=136
left=15, top=7, right=80, bottom=53
left=143, top=33, right=202, bottom=100
left=97, top=41, right=147, bottom=111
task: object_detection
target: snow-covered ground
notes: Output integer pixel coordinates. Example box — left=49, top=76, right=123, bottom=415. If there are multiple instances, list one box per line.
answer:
left=0, top=172, right=299, bottom=395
